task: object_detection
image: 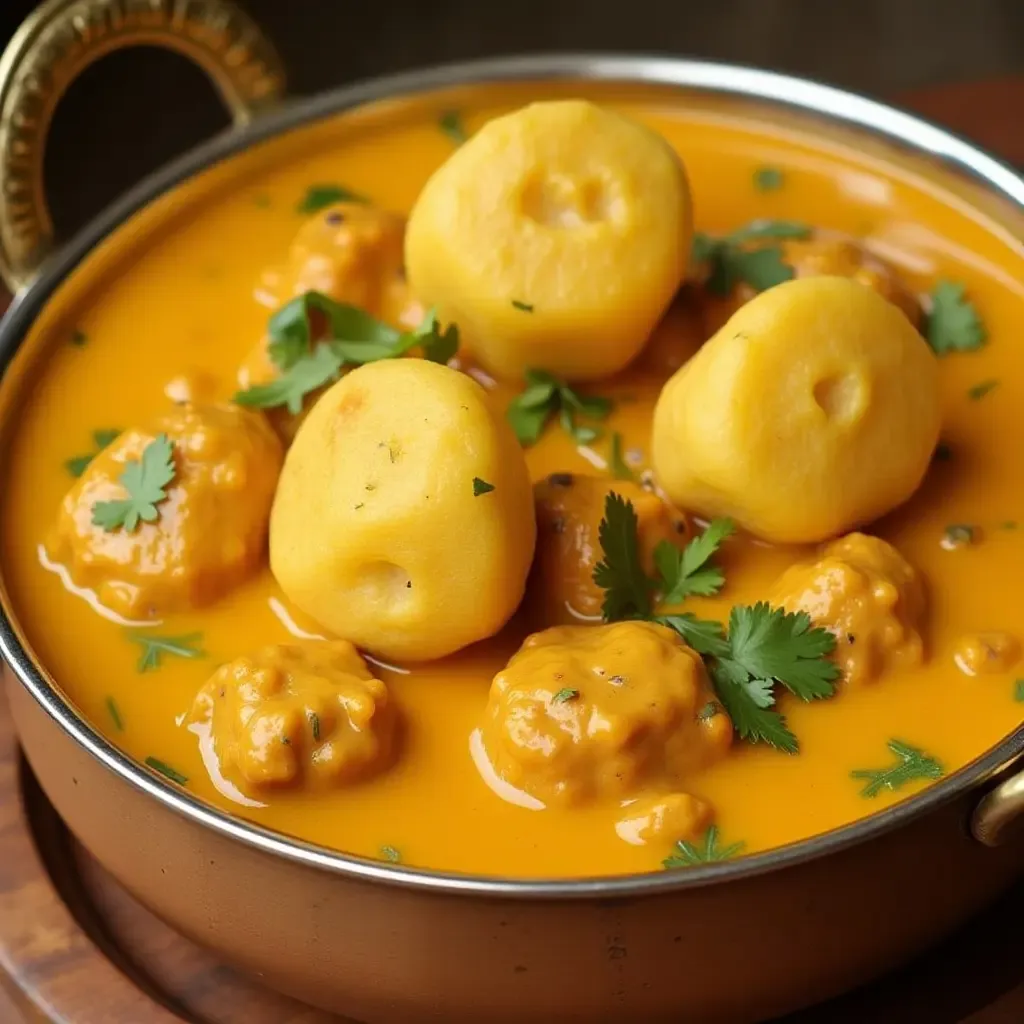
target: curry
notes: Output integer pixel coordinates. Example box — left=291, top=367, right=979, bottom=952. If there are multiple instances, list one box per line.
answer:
left=1, top=83, right=1022, bottom=880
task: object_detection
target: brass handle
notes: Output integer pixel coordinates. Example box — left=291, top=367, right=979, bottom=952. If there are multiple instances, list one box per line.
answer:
left=0, top=0, right=286, bottom=292
left=971, top=766, right=1024, bottom=847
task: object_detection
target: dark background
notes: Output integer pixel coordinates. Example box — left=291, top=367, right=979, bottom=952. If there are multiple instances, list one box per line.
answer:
left=0, top=0, right=1023, bottom=242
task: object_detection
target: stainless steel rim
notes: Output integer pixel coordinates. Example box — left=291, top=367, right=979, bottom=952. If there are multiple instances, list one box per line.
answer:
left=1, top=53, right=1022, bottom=899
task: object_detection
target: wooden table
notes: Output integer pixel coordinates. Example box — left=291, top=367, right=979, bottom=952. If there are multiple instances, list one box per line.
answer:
left=0, top=76, right=1022, bottom=1023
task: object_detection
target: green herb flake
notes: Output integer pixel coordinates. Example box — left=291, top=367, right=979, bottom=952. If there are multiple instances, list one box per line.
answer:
left=297, top=184, right=366, bottom=214
left=754, top=167, right=785, bottom=192
left=106, top=696, right=124, bottom=732
left=551, top=688, right=580, bottom=704
left=91, top=435, right=176, bottom=532
left=145, top=756, right=188, bottom=786
left=126, top=631, right=205, bottom=673
left=608, top=432, right=636, bottom=481
left=925, top=281, right=986, bottom=355
left=380, top=845, right=402, bottom=863
left=697, top=700, right=721, bottom=722
left=65, top=428, right=122, bottom=478
left=511, top=299, right=534, bottom=312
left=968, top=379, right=999, bottom=401
left=438, top=110, right=468, bottom=145
left=1015, top=679, right=1024, bottom=702
left=309, top=711, right=321, bottom=742
left=663, top=825, right=744, bottom=868
left=851, top=740, right=944, bottom=798
left=693, top=219, right=812, bottom=297
left=473, top=477, right=495, bottom=496
left=655, top=517, right=735, bottom=606
left=593, top=492, right=655, bottom=622
left=506, top=369, right=613, bottom=447
left=942, top=523, right=976, bottom=549
left=70, top=329, right=88, bottom=347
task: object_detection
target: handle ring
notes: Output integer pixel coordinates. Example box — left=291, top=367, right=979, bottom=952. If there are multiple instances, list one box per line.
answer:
left=0, top=0, right=286, bottom=292
left=971, top=766, right=1024, bottom=847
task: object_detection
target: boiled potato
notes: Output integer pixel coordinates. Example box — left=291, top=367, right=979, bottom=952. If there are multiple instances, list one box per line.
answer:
left=270, top=358, right=536, bottom=661
left=405, top=100, right=691, bottom=381
left=652, top=276, right=941, bottom=544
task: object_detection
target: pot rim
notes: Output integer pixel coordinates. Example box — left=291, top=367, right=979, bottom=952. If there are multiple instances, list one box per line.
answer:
left=1, top=53, right=1022, bottom=900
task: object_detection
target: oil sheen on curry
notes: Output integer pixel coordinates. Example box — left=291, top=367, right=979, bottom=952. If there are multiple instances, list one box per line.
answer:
left=2, top=83, right=1022, bottom=879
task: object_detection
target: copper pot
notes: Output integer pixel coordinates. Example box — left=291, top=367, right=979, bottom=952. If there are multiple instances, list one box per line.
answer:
left=1, top=2, right=1023, bottom=1021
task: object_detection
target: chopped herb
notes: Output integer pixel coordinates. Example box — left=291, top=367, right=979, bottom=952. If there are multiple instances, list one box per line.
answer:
left=145, top=756, right=188, bottom=786
left=851, top=739, right=945, bottom=798
left=235, top=292, right=458, bottom=413
left=70, top=329, right=88, bottom=346
left=472, top=477, right=495, bottom=496
left=297, top=183, right=366, bottom=214
left=655, top=518, right=734, bottom=606
left=126, top=631, right=205, bottom=672
left=968, top=379, right=999, bottom=401
left=551, top=688, right=580, bottom=704
left=93, top=428, right=121, bottom=449
left=506, top=368, right=613, bottom=446
left=593, top=493, right=838, bottom=753
left=754, top=166, right=784, bottom=191
left=106, top=696, right=124, bottom=731
left=438, top=110, right=468, bottom=145
left=1014, top=679, right=1024, bottom=702
left=663, top=825, right=744, bottom=868
left=65, top=427, right=122, bottom=478
left=91, top=435, right=176, bottom=532
left=932, top=442, right=953, bottom=462
left=309, top=711, right=321, bottom=742
left=925, top=281, right=986, bottom=355
left=511, top=299, right=534, bottom=312
left=693, top=219, right=811, bottom=297
left=697, top=700, right=721, bottom=721
left=608, top=432, right=635, bottom=481
left=380, top=844, right=402, bottom=863
left=942, top=523, right=976, bottom=549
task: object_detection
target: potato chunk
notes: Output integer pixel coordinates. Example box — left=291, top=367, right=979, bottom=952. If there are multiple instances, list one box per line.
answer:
left=190, top=641, right=394, bottom=791
left=270, top=359, right=536, bottom=661
left=482, top=621, right=732, bottom=807
left=652, top=276, right=941, bottom=544
left=405, top=100, right=691, bottom=381
left=50, top=404, right=282, bottom=618
left=770, top=533, right=925, bottom=686
left=530, top=473, right=689, bottom=626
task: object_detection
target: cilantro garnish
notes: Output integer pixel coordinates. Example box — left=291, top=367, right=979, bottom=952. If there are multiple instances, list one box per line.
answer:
left=608, top=431, right=635, bottom=480
left=693, top=219, right=811, bottom=297
left=234, top=292, right=459, bottom=413
left=473, top=477, right=495, bottom=496
left=655, top=518, right=735, bottom=605
left=380, top=844, right=402, bottom=863
left=511, top=299, right=534, bottom=312
left=296, top=184, right=366, bottom=214
left=1014, top=679, right=1024, bottom=702
left=850, top=740, right=945, bottom=797
left=126, top=630, right=205, bottom=672
left=551, top=688, right=580, bottom=704
left=145, top=756, right=188, bottom=786
left=924, top=281, right=986, bottom=355
left=438, top=110, right=468, bottom=145
left=754, top=167, right=784, bottom=192
left=65, top=427, right=122, bottom=478
left=106, top=696, right=124, bottom=731
left=967, top=379, right=999, bottom=401
left=506, top=369, right=613, bottom=446
left=593, top=493, right=838, bottom=753
left=663, top=825, right=744, bottom=868
left=91, top=435, right=176, bottom=533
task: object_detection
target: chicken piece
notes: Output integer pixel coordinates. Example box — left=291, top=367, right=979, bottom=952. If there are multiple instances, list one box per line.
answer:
left=482, top=621, right=732, bottom=807
left=49, top=404, right=282, bottom=618
left=615, top=791, right=715, bottom=847
left=953, top=632, right=1020, bottom=676
left=190, top=641, right=395, bottom=791
left=770, top=532, right=926, bottom=686
left=530, top=473, right=690, bottom=627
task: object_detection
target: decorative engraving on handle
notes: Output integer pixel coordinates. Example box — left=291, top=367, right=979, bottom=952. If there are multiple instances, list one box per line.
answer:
left=0, top=0, right=286, bottom=291
left=970, top=767, right=1024, bottom=847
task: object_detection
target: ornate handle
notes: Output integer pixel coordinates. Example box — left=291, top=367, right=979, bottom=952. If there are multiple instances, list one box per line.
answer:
left=971, top=765, right=1024, bottom=847
left=0, top=0, right=286, bottom=292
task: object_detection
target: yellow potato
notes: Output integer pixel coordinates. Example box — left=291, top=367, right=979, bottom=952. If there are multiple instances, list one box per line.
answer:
left=270, top=359, right=536, bottom=661
left=405, top=100, right=691, bottom=381
left=652, top=276, right=941, bottom=544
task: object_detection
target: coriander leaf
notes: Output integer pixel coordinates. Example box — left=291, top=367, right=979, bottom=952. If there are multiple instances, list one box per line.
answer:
left=725, top=602, right=839, bottom=701
left=850, top=739, right=944, bottom=798
left=608, top=431, right=635, bottom=480
left=516, top=371, right=559, bottom=409
left=925, top=281, right=986, bottom=355
left=663, top=825, right=744, bottom=868
left=511, top=299, right=534, bottom=312
left=593, top=492, right=654, bottom=621
left=730, top=246, right=795, bottom=292
left=560, top=408, right=601, bottom=445
left=67, top=426, right=121, bottom=476
left=473, top=477, right=495, bottom=496
left=65, top=453, right=95, bottom=478
left=91, top=435, right=176, bottom=533
left=297, top=183, right=366, bottom=214
left=439, top=110, right=468, bottom=144
left=551, top=688, right=580, bottom=704
left=657, top=614, right=730, bottom=659
left=656, top=517, right=735, bottom=605
left=235, top=342, right=343, bottom=414
left=967, top=379, right=999, bottom=401
left=711, top=661, right=799, bottom=753
left=506, top=370, right=612, bottom=447
left=145, top=756, right=188, bottom=785
left=126, top=630, right=205, bottom=672
left=506, top=402, right=551, bottom=445
left=380, top=844, right=401, bottom=863
left=562, top=389, right=613, bottom=421
left=754, top=167, right=784, bottom=191
left=1014, top=679, right=1024, bottom=702
left=409, top=309, right=459, bottom=364
left=106, top=696, right=124, bottom=731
